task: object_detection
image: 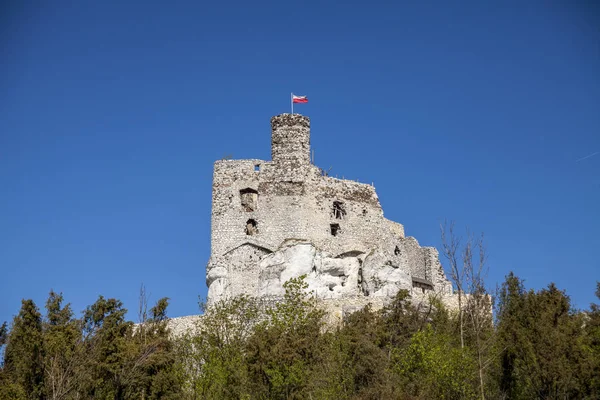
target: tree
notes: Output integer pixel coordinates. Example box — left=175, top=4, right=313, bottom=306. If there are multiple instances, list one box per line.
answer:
left=441, top=221, right=494, bottom=399
left=584, top=282, right=600, bottom=397
left=176, top=294, right=261, bottom=399
left=246, top=276, right=326, bottom=399
left=394, top=325, right=478, bottom=399
left=81, top=296, right=131, bottom=398
left=496, top=274, right=589, bottom=399
left=3, top=299, right=45, bottom=399
left=338, top=302, right=399, bottom=398
left=43, top=290, right=81, bottom=400
left=462, top=231, right=494, bottom=400
left=441, top=220, right=466, bottom=349
left=131, top=296, right=182, bottom=400
left=0, top=321, right=7, bottom=365
left=0, top=321, right=7, bottom=347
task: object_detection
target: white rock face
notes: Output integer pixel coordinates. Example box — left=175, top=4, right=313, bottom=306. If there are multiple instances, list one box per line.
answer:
left=257, top=241, right=414, bottom=301
left=207, top=239, right=447, bottom=311
left=259, top=242, right=362, bottom=299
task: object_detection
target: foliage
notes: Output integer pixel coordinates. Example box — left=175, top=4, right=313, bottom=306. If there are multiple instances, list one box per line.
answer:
left=3, top=299, right=45, bottom=399
left=176, top=294, right=261, bottom=399
left=245, top=277, right=326, bottom=399
left=0, top=292, right=181, bottom=399
left=1, top=276, right=599, bottom=399
left=394, top=326, right=477, bottom=399
left=495, top=274, right=594, bottom=399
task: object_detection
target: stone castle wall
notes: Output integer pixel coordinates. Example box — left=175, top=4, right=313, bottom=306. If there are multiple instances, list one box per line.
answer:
left=206, top=114, right=454, bottom=307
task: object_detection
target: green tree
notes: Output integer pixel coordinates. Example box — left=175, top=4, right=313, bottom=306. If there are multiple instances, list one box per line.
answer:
left=176, top=295, right=261, bottom=399
left=579, top=282, right=600, bottom=398
left=496, top=273, right=589, bottom=399
left=0, top=321, right=7, bottom=348
left=245, top=277, right=326, bottom=399
left=394, top=325, right=478, bottom=400
left=130, top=297, right=182, bottom=400
left=43, top=290, right=81, bottom=400
left=3, top=299, right=45, bottom=399
left=0, top=321, right=7, bottom=367
left=495, top=272, right=527, bottom=398
left=336, top=304, right=397, bottom=399
left=81, top=296, right=131, bottom=398
left=0, top=319, right=27, bottom=400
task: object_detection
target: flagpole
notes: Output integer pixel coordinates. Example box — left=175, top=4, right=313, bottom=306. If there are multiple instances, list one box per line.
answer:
left=291, top=93, right=293, bottom=115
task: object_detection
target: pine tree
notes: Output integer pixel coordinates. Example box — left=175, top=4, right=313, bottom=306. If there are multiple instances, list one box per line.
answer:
left=496, top=274, right=588, bottom=399
left=3, top=299, right=45, bottom=399
left=495, top=272, right=527, bottom=398
left=583, top=282, right=600, bottom=397
left=81, top=296, right=131, bottom=398
left=43, top=290, right=81, bottom=400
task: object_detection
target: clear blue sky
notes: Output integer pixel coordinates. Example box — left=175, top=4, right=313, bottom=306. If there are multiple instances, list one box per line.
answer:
left=1, top=1, right=599, bottom=324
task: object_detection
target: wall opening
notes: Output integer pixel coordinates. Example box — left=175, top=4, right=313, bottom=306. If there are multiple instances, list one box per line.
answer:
left=394, top=246, right=401, bottom=255
left=240, top=188, right=258, bottom=212
left=245, top=219, right=258, bottom=236
left=332, top=201, right=346, bottom=219
left=330, top=223, right=340, bottom=236
left=254, top=164, right=260, bottom=172
left=412, top=277, right=434, bottom=294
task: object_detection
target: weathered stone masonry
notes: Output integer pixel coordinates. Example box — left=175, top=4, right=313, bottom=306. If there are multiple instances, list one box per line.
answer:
left=206, top=114, right=454, bottom=311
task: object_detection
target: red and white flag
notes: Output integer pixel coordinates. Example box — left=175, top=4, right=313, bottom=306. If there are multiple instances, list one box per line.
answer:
left=292, top=94, right=308, bottom=103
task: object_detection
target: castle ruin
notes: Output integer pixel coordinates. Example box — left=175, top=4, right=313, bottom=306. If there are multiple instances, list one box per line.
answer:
left=206, top=114, right=454, bottom=313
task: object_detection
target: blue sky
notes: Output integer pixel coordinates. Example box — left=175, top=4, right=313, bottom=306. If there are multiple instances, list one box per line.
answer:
left=1, top=1, right=599, bottom=324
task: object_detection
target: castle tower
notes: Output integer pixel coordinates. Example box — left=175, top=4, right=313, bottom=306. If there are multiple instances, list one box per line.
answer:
left=271, top=114, right=311, bottom=167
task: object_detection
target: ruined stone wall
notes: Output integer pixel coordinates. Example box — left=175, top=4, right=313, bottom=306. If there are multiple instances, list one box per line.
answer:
left=206, top=113, right=454, bottom=306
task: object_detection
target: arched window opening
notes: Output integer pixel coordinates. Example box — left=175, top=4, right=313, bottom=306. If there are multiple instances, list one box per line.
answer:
left=394, top=246, right=401, bottom=255
left=240, top=188, right=258, bottom=212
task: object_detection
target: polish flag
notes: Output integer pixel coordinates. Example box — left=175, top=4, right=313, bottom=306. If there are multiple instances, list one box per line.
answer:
left=292, top=94, right=308, bottom=103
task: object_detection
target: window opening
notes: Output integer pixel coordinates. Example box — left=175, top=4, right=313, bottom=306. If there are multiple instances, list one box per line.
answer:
left=330, top=223, right=340, bottom=236
left=240, top=188, right=258, bottom=212
left=332, top=201, right=346, bottom=219
left=394, top=246, right=401, bottom=255
left=412, top=277, right=434, bottom=294
left=254, top=164, right=260, bottom=172
left=246, top=219, right=258, bottom=236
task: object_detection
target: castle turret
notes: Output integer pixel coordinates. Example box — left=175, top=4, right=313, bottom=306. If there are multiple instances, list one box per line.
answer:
left=271, top=114, right=311, bottom=167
